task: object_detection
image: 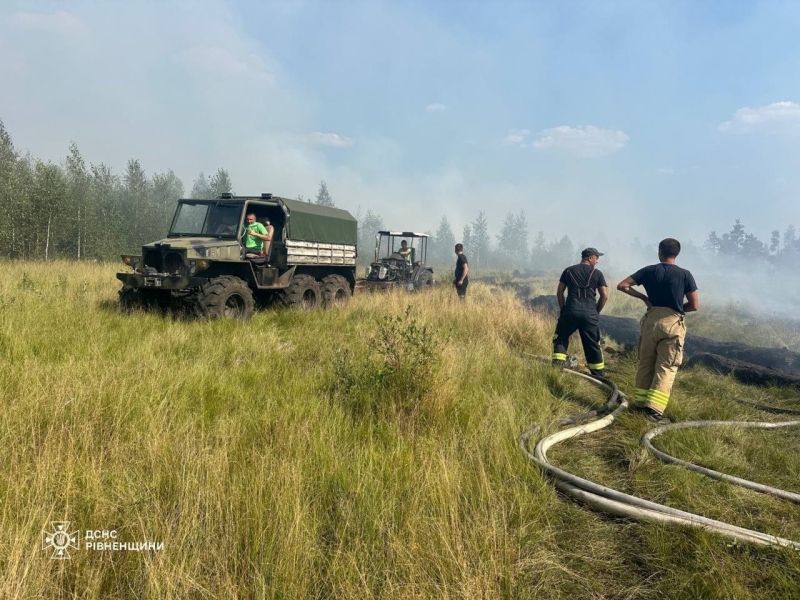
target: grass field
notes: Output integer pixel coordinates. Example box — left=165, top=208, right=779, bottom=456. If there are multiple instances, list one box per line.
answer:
left=1, top=261, right=799, bottom=599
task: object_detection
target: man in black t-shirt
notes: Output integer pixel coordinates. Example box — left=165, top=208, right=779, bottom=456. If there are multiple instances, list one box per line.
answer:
left=453, top=243, right=469, bottom=300
left=552, top=247, right=609, bottom=377
left=617, top=238, right=699, bottom=424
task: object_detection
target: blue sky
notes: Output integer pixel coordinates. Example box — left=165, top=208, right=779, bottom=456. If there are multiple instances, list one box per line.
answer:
left=1, top=0, right=799, bottom=246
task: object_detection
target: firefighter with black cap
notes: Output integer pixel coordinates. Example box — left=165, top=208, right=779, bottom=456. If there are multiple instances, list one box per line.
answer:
left=552, top=247, right=609, bottom=377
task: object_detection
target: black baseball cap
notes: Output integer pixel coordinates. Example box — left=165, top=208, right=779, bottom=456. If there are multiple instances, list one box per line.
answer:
left=581, top=247, right=604, bottom=258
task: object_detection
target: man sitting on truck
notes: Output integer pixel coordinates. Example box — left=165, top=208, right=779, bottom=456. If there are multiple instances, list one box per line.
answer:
left=242, top=213, right=271, bottom=258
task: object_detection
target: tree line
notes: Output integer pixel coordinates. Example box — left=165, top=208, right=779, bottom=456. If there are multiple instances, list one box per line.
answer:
left=0, top=120, right=339, bottom=260
left=1, top=118, right=797, bottom=273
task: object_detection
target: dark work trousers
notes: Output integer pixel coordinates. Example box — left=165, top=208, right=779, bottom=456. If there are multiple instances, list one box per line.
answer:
left=455, top=281, right=468, bottom=299
left=552, top=309, right=604, bottom=371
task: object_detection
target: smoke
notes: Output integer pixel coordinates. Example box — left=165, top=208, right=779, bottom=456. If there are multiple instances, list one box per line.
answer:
left=598, top=237, right=800, bottom=320
left=3, top=0, right=799, bottom=322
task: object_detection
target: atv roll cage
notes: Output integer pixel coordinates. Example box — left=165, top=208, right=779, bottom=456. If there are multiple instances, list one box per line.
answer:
left=374, top=231, right=429, bottom=266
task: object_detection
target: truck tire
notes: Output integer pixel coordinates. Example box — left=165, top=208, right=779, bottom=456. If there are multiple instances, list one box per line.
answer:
left=415, top=270, right=435, bottom=289
left=119, top=285, right=143, bottom=311
left=196, top=276, right=255, bottom=320
left=278, top=274, right=322, bottom=309
left=321, top=274, right=351, bottom=308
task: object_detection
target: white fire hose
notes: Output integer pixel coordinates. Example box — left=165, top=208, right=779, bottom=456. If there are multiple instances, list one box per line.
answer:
left=519, top=367, right=800, bottom=549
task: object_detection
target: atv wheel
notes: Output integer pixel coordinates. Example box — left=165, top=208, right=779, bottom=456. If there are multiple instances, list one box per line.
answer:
left=196, top=276, right=255, bottom=320
left=278, top=274, right=322, bottom=310
left=321, top=274, right=352, bottom=308
left=415, top=270, right=435, bottom=289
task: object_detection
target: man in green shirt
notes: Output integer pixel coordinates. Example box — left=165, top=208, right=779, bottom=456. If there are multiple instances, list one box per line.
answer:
left=242, top=213, right=270, bottom=256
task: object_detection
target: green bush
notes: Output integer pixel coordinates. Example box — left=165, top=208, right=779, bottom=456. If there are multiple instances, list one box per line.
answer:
left=330, top=306, right=441, bottom=419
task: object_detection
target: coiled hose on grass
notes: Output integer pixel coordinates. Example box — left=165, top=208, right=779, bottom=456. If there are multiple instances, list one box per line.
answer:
left=519, top=366, right=800, bottom=549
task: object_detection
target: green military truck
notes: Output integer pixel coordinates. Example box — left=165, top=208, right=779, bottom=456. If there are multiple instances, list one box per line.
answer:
left=117, top=193, right=357, bottom=319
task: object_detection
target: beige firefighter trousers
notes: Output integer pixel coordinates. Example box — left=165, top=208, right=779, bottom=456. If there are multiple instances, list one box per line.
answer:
left=633, top=307, right=686, bottom=415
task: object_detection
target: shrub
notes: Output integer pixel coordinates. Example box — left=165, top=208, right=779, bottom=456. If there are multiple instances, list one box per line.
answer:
left=330, top=306, right=441, bottom=419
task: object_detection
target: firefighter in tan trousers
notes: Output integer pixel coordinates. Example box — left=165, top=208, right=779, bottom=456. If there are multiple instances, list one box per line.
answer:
left=617, top=238, right=699, bottom=423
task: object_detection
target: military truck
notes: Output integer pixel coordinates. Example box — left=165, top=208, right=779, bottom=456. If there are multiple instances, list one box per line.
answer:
left=117, top=193, right=357, bottom=319
left=358, top=231, right=435, bottom=291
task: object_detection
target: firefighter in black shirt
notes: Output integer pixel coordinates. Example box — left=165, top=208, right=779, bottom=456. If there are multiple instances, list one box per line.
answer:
left=617, top=238, right=699, bottom=423
left=552, top=248, right=609, bottom=377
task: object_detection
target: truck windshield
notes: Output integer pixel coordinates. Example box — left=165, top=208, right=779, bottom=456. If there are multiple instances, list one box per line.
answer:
left=170, top=202, right=241, bottom=236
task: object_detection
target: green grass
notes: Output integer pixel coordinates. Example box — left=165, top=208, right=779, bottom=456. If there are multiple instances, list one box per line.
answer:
left=1, top=261, right=799, bottom=599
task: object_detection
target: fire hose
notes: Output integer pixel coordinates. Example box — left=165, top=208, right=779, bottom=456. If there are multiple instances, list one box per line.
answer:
left=519, top=366, right=800, bottom=549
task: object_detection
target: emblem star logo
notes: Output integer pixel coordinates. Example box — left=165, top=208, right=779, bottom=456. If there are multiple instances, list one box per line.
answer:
left=42, top=521, right=80, bottom=560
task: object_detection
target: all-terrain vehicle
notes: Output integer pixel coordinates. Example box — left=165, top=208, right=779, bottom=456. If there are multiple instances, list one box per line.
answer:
left=116, top=193, right=357, bottom=319
left=358, top=231, right=435, bottom=291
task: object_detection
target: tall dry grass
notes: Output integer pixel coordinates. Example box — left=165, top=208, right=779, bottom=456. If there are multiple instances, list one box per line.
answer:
left=0, top=260, right=799, bottom=599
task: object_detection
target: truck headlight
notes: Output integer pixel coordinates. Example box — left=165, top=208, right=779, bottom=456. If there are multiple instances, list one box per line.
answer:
left=378, top=266, right=388, bottom=280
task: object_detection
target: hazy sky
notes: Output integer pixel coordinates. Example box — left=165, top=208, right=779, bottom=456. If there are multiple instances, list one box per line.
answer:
left=1, top=0, right=799, bottom=245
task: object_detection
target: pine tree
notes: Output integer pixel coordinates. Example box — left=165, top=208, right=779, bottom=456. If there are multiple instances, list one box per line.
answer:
left=65, top=142, right=90, bottom=259
left=208, top=168, right=233, bottom=198
left=462, top=224, right=472, bottom=252
left=784, top=225, right=797, bottom=252
left=0, top=119, right=20, bottom=256
left=315, top=180, right=335, bottom=207
left=531, top=230, right=546, bottom=266
left=471, top=211, right=490, bottom=267
left=122, top=159, right=150, bottom=252
left=513, top=209, right=529, bottom=267
left=770, top=230, right=781, bottom=254
left=190, top=173, right=212, bottom=199
left=152, top=170, right=185, bottom=234
left=433, top=215, right=455, bottom=264
left=496, top=211, right=516, bottom=267
left=705, top=231, right=721, bottom=253
left=31, top=161, right=67, bottom=260
left=548, top=235, right=575, bottom=270
left=90, top=163, right=120, bottom=258
left=357, top=209, right=385, bottom=261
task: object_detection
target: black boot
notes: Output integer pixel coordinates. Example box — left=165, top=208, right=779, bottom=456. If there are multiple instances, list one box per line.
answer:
left=590, top=369, right=606, bottom=379
left=644, top=408, right=671, bottom=425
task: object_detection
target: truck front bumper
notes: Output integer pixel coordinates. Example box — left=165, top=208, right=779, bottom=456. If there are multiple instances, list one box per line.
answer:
left=116, top=273, right=209, bottom=290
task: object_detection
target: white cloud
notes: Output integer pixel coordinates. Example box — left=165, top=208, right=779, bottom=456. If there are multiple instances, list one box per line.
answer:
left=531, top=125, right=628, bottom=157
left=425, top=103, right=447, bottom=112
left=656, top=167, right=675, bottom=174
left=12, top=10, right=88, bottom=36
left=307, top=132, right=355, bottom=148
left=503, top=129, right=529, bottom=145
left=174, top=46, right=274, bottom=83
left=719, top=101, right=800, bottom=134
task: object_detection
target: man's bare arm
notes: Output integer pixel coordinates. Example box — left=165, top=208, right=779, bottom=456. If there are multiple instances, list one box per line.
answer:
left=617, top=276, right=652, bottom=309
left=596, top=286, right=609, bottom=314
left=556, top=281, right=566, bottom=309
left=684, top=290, right=699, bottom=313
